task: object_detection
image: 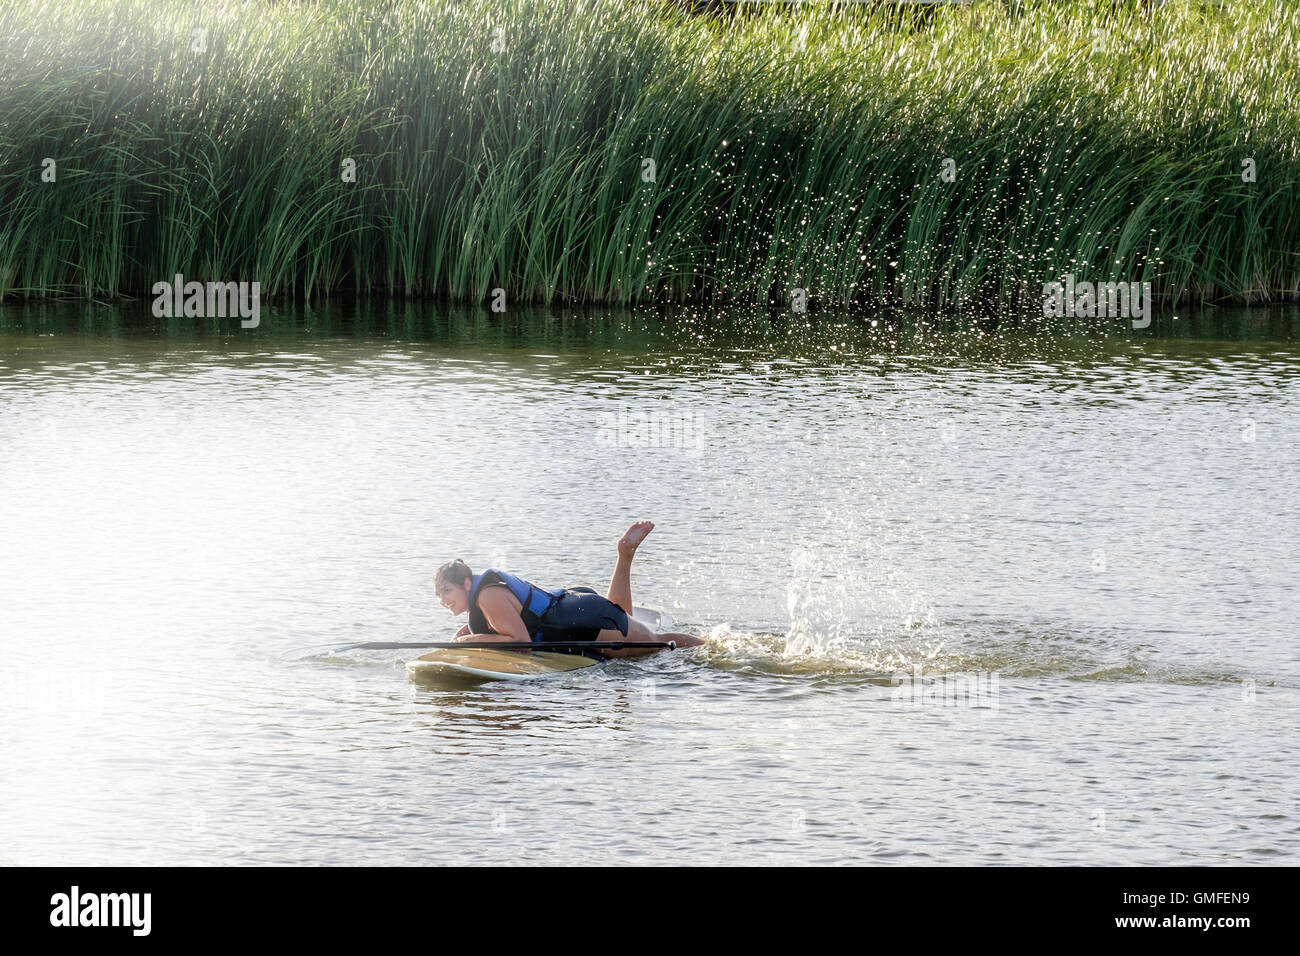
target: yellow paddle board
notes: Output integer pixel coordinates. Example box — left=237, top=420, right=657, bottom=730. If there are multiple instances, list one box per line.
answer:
left=406, top=606, right=673, bottom=683
left=406, top=648, right=600, bottom=682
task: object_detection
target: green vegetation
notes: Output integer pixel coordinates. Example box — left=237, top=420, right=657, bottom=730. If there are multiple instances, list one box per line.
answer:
left=0, top=0, right=1296, bottom=311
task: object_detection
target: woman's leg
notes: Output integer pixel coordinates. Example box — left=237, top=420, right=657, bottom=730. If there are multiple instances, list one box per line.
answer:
left=662, top=631, right=706, bottom=648
left=599, top=520, right=706, bottom=656
left=607, top=520, right=654, bottom=612
left=594, top=619, right=706, bottom=657
left=595, top=618, right=655, bottom=658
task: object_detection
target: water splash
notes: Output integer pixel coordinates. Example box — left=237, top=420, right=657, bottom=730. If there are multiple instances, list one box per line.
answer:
left=782, top=546, right=940, bottom=664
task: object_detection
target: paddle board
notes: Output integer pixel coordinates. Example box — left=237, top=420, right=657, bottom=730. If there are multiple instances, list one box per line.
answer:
left=406, top=605, right=672, bottom=683
left=406, top=648, right=599, bottom=682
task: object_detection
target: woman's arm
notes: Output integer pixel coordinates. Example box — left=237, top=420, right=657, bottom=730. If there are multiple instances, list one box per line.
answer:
left=453, top=587, right=533, bottom=643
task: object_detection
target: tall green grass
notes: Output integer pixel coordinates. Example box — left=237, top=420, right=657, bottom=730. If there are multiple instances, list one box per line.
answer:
left=0, top=0, right=1296, bottom=311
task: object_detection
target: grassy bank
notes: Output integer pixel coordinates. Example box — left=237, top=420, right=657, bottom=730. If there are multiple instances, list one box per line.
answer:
left=1, top=0, right=1296, bottom=311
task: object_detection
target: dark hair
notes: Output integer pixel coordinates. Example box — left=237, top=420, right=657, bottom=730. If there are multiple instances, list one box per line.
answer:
left=435, top=559, right=473, bottom=590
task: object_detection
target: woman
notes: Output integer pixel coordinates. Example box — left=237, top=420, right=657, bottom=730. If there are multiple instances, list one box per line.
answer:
left=434, top=521, right=704, bottom=657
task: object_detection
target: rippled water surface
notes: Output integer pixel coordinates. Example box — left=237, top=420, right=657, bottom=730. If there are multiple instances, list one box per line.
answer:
left=1, top=303, right=1297, bottom=864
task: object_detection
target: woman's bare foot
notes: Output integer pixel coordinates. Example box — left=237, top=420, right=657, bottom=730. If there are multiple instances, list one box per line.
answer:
left=617, top=520, right=655, bottom=558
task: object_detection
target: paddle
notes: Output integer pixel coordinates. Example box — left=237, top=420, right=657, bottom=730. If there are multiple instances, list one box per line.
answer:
left=295, top=640, right=676, bottom=657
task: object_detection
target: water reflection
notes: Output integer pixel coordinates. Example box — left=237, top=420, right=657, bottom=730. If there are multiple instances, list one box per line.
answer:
left=1, top=301, right=1296, bottom=864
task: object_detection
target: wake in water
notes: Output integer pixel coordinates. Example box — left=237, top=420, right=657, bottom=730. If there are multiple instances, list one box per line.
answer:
left=687, top=549, right=1262, bottom=687
left=694, top=619, right=1264, bottom=688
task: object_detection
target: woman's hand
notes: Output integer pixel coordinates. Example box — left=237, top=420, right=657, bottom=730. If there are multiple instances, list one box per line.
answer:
left=453, top=632, right=525, bottom=644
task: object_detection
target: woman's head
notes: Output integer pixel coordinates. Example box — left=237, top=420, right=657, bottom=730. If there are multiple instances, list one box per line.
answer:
left=434, top=559, right=474, bottom=614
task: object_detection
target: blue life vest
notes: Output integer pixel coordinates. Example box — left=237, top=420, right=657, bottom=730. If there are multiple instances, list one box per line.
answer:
left=467, top=569, right=566, bottom=641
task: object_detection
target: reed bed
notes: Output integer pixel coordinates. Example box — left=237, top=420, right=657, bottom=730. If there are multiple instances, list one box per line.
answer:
left=0, top=0, right=1295, bottom=310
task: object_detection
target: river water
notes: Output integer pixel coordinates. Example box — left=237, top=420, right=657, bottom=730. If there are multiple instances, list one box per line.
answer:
left=1, top=302, right=1296, bottom=865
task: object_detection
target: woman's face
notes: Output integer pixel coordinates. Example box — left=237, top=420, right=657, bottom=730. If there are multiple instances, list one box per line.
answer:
left=436, top=578, right=471, bottom=615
